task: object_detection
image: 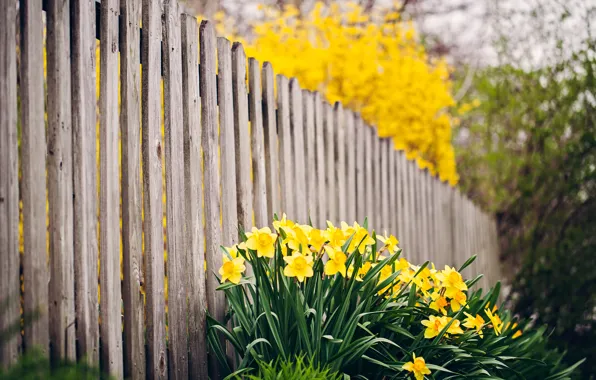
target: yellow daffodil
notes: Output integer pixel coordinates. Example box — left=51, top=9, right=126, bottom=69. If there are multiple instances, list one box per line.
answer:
left=283, top=252, right=314, bottom=282
left=378, top=234, right=400, bottom=254
left=218, top=256, right=246, bottom=284
left=446, top=318, right=464, bottom=335
left=324, top=246, right=347, bottom=277
left=347, top=261, right=372, bottom=281
left=273, top=213, right=294, bottom=233
left=450, top=290, right=467, bottom=312
left=421, top=315, right=447, bottom=339
left=429, top=293, right=449, bottom=315
left=435, top=265, right=468, bottom=298
left=402, top=353, right=431, bottom=380
left=308, top=227, right=327, bottom=252
left=325, top=221, right=347, bottom=248
left=485, top=306, right=503, bottom=335
left=245, top=227, right=277, bottom=258
left=463, top=312, right=485, bottom=338
left=512, top=330, right=522, bottom=339
left=350, top=223, right=376, bottom=254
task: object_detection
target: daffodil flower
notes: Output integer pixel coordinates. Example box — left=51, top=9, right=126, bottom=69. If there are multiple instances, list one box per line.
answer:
left=245, top=226, right=277, bottom=258
left=218, top=256, right=246, bottom=284
left=402, top=353, right=431, bottom=380
left=283, top=252, right=314, bottom=282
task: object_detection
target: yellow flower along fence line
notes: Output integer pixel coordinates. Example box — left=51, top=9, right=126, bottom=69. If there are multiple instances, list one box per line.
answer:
left=208, top=216, right=582, bottom=379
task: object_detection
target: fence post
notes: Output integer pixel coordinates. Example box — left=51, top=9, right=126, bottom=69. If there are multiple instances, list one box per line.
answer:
left=314, top=93, right=327, bottom=228
left=290, top=79, right=307, bottom=223
left=250, top=59, right=269, bottom=228
left=262, top=63, right=280, bottom=222
left=277, top=75, right=294, bottom=218
left=303, top=90, right=317, bottom=224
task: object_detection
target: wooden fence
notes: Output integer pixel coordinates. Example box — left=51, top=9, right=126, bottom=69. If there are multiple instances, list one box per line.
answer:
left=0, top=0, right=501, bottom=378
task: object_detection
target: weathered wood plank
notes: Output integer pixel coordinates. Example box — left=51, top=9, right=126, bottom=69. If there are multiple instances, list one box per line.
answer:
left=380, top=139, right=390, bottom=234
left=364, top=124, right=373, bottom=229
left=334, top=103, right=346, bottom=223
left=395, top=152, right=404, bottom=243
left=303, top=90, right=316, bottom=222
left=0, top=0, right=20, bottom=366
left=217, top=38, right=238, bottom=245
left=372, top=131, right=381, bottom=232
left=345, top=111, right=356, bottom=224
left=142, top=0, right=167, bottom=377
left=262, top=63, right=279, bottom=222
left=277, top=75, right=294, bottom=218
left=388, top=147, right=397, bottom=235
left=200, top=21, right=225, bottom=378
left=250, top=59, right=268, bottom=227
left=120, top=0, right=144, bottom=376
left=19, top=0, right=49, bottom=358
left=421, top=170, right=429, bottom=261
left=99, top=0, right=124, bottom=375
left=290, top=79, right=307, bottom=223
left=181, top=14, right=208, bottom=380
left=46, top=0, right=76, bottom=363
left=233, top=44, right=254, bottom=230
left=314, top=93, right=326, bottom=228
left=325, top=103, right=337, bottom=224
left=355, top=117, right=366, bottom=225
left=163, top=1, right=188, bottom=377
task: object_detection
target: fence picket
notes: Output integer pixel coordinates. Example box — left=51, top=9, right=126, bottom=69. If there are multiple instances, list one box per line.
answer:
left=262, top=63, right=280, bottom=222
left=142, top=0, right=167, bottom=377
left=47, top=0, right=76, bottom=363
left=356, top=117, right=366, bottom=224
left=290, top=79, right=307, bottom=223
left=335, top=103, right=347, bottom=223
left=380, top=139, right=390, bottom=233
left=314, top=93, right=326, bottom=228
left=163, top=1, right=188, bottom=377
left=364, top=125, right=373, bottom=228
left=325, top=103, right=337, bottom=224
left=233, top=44, right=254, bottom=231
left=250, top=59, right=269, bottom=227
left=218, top=38, right=238, bottom=245
left=0, top=0, right=20, bottom=367
left=277, top=75, right=294, bottom=218
left=346, top=111, right=356, bottom=224
left=19, top=0, right=49, bottom=359
left=303, top=90, right=316, bottom=223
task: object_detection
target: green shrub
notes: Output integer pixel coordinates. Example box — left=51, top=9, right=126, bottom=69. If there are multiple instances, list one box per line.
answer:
left=243, top=355, right=343, bottom=380
left=207, top=215, right=583, bottom=379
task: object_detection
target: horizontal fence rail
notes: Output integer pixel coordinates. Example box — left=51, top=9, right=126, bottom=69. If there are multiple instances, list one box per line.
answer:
left=0, top=0, right=501, bottom=378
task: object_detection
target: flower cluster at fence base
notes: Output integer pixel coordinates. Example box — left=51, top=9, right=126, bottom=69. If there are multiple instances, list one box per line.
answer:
left=208, top=215, right=553, bottom=379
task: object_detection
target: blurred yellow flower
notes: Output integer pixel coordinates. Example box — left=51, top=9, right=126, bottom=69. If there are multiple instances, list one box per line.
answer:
left=324, top=246, right=347, bottom=277
left=283, top=252, right=314, bottom=282
left=463, top=312, right=485, bottom=338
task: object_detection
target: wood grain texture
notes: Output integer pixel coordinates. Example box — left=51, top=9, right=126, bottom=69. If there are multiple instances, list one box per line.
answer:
left=262, top=63, right=280, bottom=222
left=99, top=0, right=124, bottom=376
left=0, top=0, right=20, bottom=366
left=334, top=103, right=346, bottom=223
left=388, top=147, right=397, bottom=235
left=46, top=0, right=76, bottom=363
left=314, top=93, right=326, bottom=228
left=72, top=0, right=99, bottom=365
left=380, top=139, right=390, bottom=234
left=142, top=0, right=167, bottom=377
left=218, top=38, right=238, bottom=245
left=364, top=124, right=373, bottom=229
left=345, top=111, right=356, bottom=224
left=120, top=0, right=144, bottom=376
left=396, top=152, right=404, bottom=243
left=163, top=1, right=189, bottom=377
left=249, top=59, right=268, bottom=227
left=325, top=103, right=337, bottom=224
left=355, top=117, right=366, bottom=224
left=303, top=90, right=316, bottom=222
left=233, top=44, right=254, bottom=230
left=277, top=75, right=294, bottom=218
left=19, top=0, right=49, bottom=358
left=290, top=79, right=307, bottom=223
left=200, top=21, right=225, bottom=378
left=181, top=14, right=208, bottom=380
left=372, top=130, right=381, bottom=232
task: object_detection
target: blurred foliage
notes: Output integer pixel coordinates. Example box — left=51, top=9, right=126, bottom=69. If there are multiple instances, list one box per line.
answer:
left=215, top=2, right=463, bottom=184
left=455, top=5, right=596, bottom=377
left=245, top=355, right=343, bottom=380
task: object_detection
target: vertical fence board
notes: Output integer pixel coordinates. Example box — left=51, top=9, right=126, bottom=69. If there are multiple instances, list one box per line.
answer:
left=345, top=111, right=356, bottom=223
left=200, top=21, right=225, bottom=378
left=47, top=0, right=76, bottom=363
left=372, top=134, right=381, bottom=231
left=396, top=152, right=404, bottom=244
left=181, top=14, right=208, bottom=380
left=262, top=63, right=279, bottom=221
left=380, top=139, right=389, bottom=233
left=233, top=44, right=254, bottom=230
left=325, top=103, right=337, bottom=223
left=290, top=79, right=307, bottom=222
left=120, top=0, right=144, bottom=376
left=422, top=171, right=429, bottom=260
left=303, top=91, right=316, bottom=223
left=73, top=0, right=99, bottom=364
left=163, top=1, right=188, bottom=377
left=314, top=93, right=326, bottom=228
left=334, top=103, right=346, bottom=222
left=355, top=117, right=366, bottom=224
left=364, top=125, right=373, bottom=228
left=250, top=59, right=268, bottom=227
left=277, top=76, right=294, bottom=217
left=99, top=0, right=124, bottom=376
left=19, top=0, right=49, bottom=358
left=142, top=0, right=167, bottom=377
left=0, top=0, right=20, bottom=366
left=388, top=145, right=396, bottom=234
left=218, top=38, right=238, bottom=244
